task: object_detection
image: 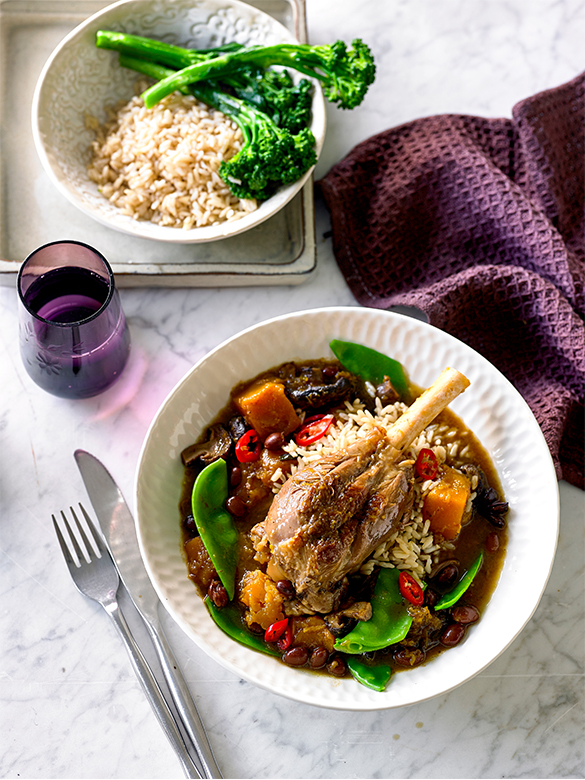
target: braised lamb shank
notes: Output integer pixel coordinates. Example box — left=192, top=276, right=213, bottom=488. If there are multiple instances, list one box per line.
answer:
left=252, top=367, right=470, bottom=613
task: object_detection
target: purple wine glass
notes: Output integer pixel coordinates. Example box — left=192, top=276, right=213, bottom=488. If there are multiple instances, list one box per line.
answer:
left=17, top=241, right=131, bottom=399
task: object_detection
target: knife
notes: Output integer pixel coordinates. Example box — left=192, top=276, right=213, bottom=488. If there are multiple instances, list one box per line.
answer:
left=74, top=449, right=222, bottom=780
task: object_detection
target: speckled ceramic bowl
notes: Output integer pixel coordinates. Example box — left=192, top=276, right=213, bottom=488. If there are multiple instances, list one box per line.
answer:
left=135, top=306, right=559, bottom=709
left=31, top=0, right=326, bottom=244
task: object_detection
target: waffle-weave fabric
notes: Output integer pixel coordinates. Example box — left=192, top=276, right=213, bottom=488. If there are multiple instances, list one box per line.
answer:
left=318, top=72, right=584, bottom=488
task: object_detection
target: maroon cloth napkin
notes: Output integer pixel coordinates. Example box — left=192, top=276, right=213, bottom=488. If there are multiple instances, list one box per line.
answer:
left=317, top=72, right=585, bottom=489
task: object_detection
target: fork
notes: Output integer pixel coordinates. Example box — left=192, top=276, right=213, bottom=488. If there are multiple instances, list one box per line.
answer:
left=52, top=504, right=202, bottom=779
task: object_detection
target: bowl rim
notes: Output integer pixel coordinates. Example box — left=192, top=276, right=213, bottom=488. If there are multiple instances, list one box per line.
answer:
left=134, top=305, right=560, bottom=710
left=30, top=0, right=326, bottom=244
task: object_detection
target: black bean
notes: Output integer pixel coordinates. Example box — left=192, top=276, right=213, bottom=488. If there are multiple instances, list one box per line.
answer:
left=309, top=647, right=329, bottom=669
left=393, top=647, right=425, bottom=667
left=276, top=579, right=295, bottom=598
left=424, top=588, right=439, bottom=608
left=207, top=579, right=228, bottom=609
left=326, top=656, right=347, bottom=677
left=226, top=495, right=247, bottom=517
left=452, top=605, right=480, bottom=625
left=436, top=563, right=459, bottom=587
left=440, top=623, right=465, bottom=647
left=264, top=432, right=285, bottom=451
left=283, top=647, right=309, bottom=666
left=229, top=466, right=242, bottom=487
left=322, top=365, right=338, bottom=382
left=485, top=532, right=500, bottom=552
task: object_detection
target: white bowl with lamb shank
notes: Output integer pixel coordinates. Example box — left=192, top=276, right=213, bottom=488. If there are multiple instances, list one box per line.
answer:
left=135, top=306, right=559, bottom=710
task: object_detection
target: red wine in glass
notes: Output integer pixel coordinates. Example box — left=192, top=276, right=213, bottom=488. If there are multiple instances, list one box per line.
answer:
left=18, top=242, right=130, bottom=399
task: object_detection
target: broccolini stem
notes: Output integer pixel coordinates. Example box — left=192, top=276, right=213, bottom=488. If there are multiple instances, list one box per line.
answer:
left=118, top=54, right=182, bottom=86
left=96, top=30, right=243, bottom=69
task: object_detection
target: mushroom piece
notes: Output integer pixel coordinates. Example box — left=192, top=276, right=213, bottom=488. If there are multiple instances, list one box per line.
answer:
left=181, top=424, right=232, bottom=467
left=285, top=374, right=356, bottom=410
left=226, top=415, right=247, bottom=442
left=374, top=376, right=400, bottom=406
left=324, top=601, right=373, bottom=637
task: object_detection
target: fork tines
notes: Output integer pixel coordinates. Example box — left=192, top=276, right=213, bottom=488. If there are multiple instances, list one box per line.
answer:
left=52, top=504, right=103, bottom=567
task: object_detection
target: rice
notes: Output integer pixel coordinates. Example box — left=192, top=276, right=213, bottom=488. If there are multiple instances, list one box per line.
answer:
left=86, top=92, right=258, bottom=229
left=272, top=396, right=478, bottom=585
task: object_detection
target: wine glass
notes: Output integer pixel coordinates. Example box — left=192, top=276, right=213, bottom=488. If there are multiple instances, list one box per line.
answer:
left=17, top=240, right=131, bottom=399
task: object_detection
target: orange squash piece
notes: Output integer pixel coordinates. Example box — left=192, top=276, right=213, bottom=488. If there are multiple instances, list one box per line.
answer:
left=422, top=465, right=471, bottom=541
left=239, top=570, right=285, bottom=630
left=234, top=380, right=300, bottom=440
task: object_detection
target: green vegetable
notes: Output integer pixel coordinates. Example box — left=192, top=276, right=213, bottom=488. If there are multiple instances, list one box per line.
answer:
left=205, top=599, right=280, bottom=657
left=329, top=339, right=409, bottom=398
left=191, top=458, right=238, bottom=600
left=346, top=656, right=392, bottom=692
left=96, top=33, right=375, bottom=199
left=115, top=51, right=317, bottom=201
left=334, top=568, right=413, bottom=654
left=98, top=32, right=313, bottom=134
left=434, top=552, right=484, bottom=610
left=198, top=82, right=317, bottom=201
left=223, top=66, right=313, bottom=134
left=140, top=39, right=376, bottom=110
left=96, top=30, right=243, bottom=68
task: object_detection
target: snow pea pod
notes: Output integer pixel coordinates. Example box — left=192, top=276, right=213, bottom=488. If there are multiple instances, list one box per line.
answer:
left=191, top=458, right=238, bottom=600
left=329, top=339, right=409, bottom=399
left=346, top=656, right=392, bottom=692
left=434, top=552, right=484, bottom=610
left=333, top=568, right=413, bottom=654
left=205, top=599, right=280, bottom=657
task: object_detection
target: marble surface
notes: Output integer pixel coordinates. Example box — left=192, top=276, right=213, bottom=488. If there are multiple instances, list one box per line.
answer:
left=1, top=0, right=584, bottom=778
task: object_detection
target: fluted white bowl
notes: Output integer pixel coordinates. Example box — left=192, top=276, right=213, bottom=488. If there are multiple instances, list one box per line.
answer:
left=135, top=307, right=559, bottom=709
left=31, top=0, right=326, bottom=244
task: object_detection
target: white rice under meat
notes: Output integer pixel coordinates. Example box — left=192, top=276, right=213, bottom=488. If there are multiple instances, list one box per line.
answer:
left=86, top=92, right=258, bottom=229
left=272, top=396, right=479, bottom=586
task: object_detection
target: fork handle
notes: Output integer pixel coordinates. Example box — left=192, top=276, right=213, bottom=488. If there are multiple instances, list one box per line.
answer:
left=104, top=600, right=202, bottom=779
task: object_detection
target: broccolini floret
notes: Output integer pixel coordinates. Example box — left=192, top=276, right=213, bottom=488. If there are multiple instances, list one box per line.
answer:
left=216, top=103, right=317, bottom=201
left=222, top=66, right=313, bottom=134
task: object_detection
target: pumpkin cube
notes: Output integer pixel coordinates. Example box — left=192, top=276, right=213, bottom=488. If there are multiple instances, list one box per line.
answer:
left=422, top=465, right=471, bottom=541
left=234, top=380, right=300, bottom=440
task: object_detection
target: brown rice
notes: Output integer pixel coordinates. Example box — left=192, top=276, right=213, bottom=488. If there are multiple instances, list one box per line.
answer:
left=272, top=396, right=479, bottom=586
left=86, top=92, right=258, bottom=229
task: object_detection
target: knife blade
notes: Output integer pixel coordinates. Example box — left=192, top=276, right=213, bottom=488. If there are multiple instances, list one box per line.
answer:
left=74, top=449, right=222, bottom=780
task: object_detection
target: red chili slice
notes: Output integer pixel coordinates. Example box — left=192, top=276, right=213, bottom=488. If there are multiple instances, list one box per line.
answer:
left=399, top=571, right=425, bottom=606
left=276, top=622, right=294, bottom=651
left=295, top=414, right=335, bottom=447
left=415, top=447, right=438, bottom=480
left=264, top=618, right=289, bottom=643
left=235, top=429, right=261, bottom=462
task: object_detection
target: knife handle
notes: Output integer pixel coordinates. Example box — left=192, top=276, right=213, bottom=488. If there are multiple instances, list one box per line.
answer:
left=146, top=616, right=223, bottom=779
left=105, top=600, right=202, bottom=779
